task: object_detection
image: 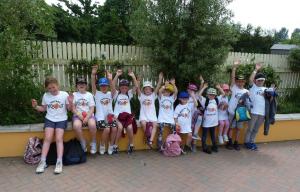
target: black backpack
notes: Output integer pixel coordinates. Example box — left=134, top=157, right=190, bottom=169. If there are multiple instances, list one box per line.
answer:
left=63, top=138, right=86, bottom=165
left=46, top=142, right=57, bottom=165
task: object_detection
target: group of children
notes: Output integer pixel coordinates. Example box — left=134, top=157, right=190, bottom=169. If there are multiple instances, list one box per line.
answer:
left=31, top=61, right=272, bottom=174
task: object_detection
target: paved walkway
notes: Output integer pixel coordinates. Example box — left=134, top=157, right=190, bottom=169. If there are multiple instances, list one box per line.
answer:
left=0, top=141, right=300, bottom=192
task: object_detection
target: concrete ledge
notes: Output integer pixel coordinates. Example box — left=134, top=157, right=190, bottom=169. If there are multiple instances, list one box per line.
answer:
left=1, top=114, right=299, bottom=133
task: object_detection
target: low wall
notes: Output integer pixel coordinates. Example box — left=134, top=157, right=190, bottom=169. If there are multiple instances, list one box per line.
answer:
left=0, top=114, right=300, bottom=157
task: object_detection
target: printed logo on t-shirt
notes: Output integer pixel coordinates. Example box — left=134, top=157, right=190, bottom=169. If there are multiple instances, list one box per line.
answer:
left=178, top=108, right=191, bottom=118
left=118, top=99, right=129, bottom=105
left=48, top=100, right=64, bottom=109
left=161, top=99, right=172, bottom=110
left=234, top=93, right=243, bottom=99
left=142, top=99, right=152, bottom=106
left=256, top=90, right=264, bottom=96
left=100, top=98, right=111, bottom=105
left=75, top=98, right=88, bottom=107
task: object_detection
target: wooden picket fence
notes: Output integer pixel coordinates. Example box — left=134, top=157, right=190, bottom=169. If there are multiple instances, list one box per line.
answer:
left=30, top=41, right=300, bottom=93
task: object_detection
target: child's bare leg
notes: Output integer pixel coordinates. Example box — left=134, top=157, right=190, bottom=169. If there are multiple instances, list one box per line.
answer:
left=114, top=120, right=123, bottom=146
left=41, top=128, right=55, bottom=160
left=186, top=133, right=193, bottom=146
left=101, top=128, right=110, bottom=145
left=140, top=120, right=147, bottom=133
left=126, top=124, right=134, bottom=145
left=55, top=128, right=64, bottom=160
left=150, top=122, right=157, bottom=142
left=110, top=126, right=117, bottom=145
left=88, top=118, right=97, bottom=143
left=73, top=120, right=86, bottom=149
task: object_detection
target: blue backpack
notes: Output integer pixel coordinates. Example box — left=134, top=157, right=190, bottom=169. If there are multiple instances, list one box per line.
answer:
left=235, top=103, right=251, bottom=122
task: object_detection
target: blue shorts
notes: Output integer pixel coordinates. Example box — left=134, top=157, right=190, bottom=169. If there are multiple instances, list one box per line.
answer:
left=44, top=118, right=68, bottom=130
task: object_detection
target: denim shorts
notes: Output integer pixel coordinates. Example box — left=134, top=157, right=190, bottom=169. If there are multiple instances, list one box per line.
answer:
left=44, top=118, right=68, bottom=130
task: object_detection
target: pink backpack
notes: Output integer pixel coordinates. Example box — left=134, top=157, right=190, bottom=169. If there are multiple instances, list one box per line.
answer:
left=24, top=137, right=42, bottom=165
left=162, top=133, right=182, bottom=157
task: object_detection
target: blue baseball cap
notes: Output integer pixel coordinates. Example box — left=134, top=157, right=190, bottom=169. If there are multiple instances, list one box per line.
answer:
left=98, top=77, right=109, bottom=86
left=178, top=91, right=189, bottom=99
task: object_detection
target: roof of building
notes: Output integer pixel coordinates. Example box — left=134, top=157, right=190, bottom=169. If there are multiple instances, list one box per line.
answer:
left=271, top=44, right=299, bottom=50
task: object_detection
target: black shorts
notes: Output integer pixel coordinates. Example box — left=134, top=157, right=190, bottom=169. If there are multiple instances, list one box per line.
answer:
left=97, top=120, right=117, bottom=129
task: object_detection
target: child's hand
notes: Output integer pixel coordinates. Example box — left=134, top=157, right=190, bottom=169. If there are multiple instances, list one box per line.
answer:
left=91, top=65, right=98, bottom=75
left=170, top=78, right=175, bottom=85
left=158, top=72, right=164, bottom=80
left=203, top=82, right=208, bottom=89
left=106, top=70, right=113, bottom=81
left=164, top=80, right=170, bottom=86
left=31, top=99, right=38, bottom=108
left=67, top=93, right=74, bottom=104
left=199, top=75, right=204, bottom=82
left=255, top=62, right=263, bottom=71
left=233, top=60, right=241, bottom=68
left=215, top=84, right=221, bottom=89
left=83, top=117, right=88, bottom=125
left=116, top=69, right=123, bottom=76
left=128, top=69, right=135, bottom=78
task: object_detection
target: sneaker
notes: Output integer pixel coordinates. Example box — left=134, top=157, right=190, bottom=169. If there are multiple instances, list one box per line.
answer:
left=107, top=145, right=114, bottom=155
left=223, top=135, right=229, bottom=142
left=113, top=145, right=119, bottom=154
left=127, top=145, right=134, bottom=154
left=99, top=144, right=106, bottom=155
left=226, top=139, right=234, bottom=150
left=90, top=142, right=97, bottom=154
left=251, top=143, right=258, bottom=151
left=202, top=147, right=212, bottom=154
left=36, top=160, right=47, bottom=174
left=244, top=142, right=252, bottom=150
left=233, top=141, right=240, bottom=151
left=54, top=161, right=63, bottom=174
left=191, top=143, right=197, bottom=152
left=212, top=145, right=218, bottom=153
left=192, top=134, right=201, bottom=140
left=183, top=145, right=192, bottom=152
left=218, top=135, right=224, bottom=144
left=146, top=140, right=153, bottom=149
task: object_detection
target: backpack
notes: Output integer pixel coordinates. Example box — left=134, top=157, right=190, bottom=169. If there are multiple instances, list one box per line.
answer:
left=235, top=103, right=251, bottom=122
left=161, top=133, right=182, bottom=157
left=24, top=137, right=42, bottom=165
left=63, top=138, right=86, bottom=165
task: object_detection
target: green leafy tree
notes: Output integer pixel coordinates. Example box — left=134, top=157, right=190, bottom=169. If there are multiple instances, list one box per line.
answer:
left=290, top=28, right=300, bottom=45
left=274, top=27, right=289, bottom=43
left=129, top=0, right=236, bottom=89
left=0, top=0, right=54, bottom=125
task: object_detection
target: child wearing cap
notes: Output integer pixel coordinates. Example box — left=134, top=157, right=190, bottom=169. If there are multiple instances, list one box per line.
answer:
left=245, top=63, right=267, bottom=150
left=135, top=72, right=163, bottom=149
left=71, top=76, right=97, bottom=154
left=111, top=69, right=137, bottom=154
left=227, top=60, right=249, bottom=151
left=198, top=84, right=219, bottom=154
left=216, top=84, right=230, bottom=145
left=174, top=91, right=198, bottom=152
left=157, top=73, right=178, bottom=150
left=91, top=65, right=118, bottom=155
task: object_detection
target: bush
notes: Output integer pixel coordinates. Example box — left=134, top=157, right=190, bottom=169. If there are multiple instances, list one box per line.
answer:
left=288, top=48, right=300, bottom=72
left=277, top=87, right=300, bottom=114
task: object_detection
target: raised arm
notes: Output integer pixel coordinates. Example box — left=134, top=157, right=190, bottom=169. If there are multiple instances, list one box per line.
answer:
left=231, top=60, right=240, bottom=87
left=91, top=65, right=98, bottom=95
left=128, top=70, right=140, bottom=96
left=216, top=84, right=225, bottom=96
left=154, top=72, right=164, bottom=95
left=199, top=75, right=205, bottom=91
left=249, top=62, right=263, bottom=86
left=198, top=82, right=208, bottom=97
left=170, top=78, right=178, bottom=99
left=189, top=91, right=198, bottom=108
left=112, top=69, right=122, bottom=97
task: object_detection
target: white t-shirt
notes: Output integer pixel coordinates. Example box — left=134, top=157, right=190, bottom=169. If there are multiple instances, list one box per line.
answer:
left=113, top=90, right=133, bottom=117
left=94, top=91, right=113, bottom=121
left=42, top=91, right=69, bottom=122
left=249, top=84, right=267, bottom=116
left=174, top=103, right=192, bottom=133
left=217, top=95, right=229, bottom=121
left=200, top=96, right=219, bottom=128
left=139, top=93, right=157, bottom=122
left=158, top=95, right=175, bottom=124
left=73, top=91, right=95, bottom=114
left=228, top=84, right=248, bottom=115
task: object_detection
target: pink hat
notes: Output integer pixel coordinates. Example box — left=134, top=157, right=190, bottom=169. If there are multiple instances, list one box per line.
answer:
left=222, top=84, right=230, bottom=91
left=187, top=83, right=198, bottom=91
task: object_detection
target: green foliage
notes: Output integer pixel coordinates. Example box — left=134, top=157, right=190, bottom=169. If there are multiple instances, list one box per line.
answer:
left=226, top=59, right=280, bottom=88
left=129, top=0, right=236, bottom=90
left=0, top=0, right=54, bottom=125
left=277, top=87, right=300, bottom=114
left=288, top=48, right=300, bottom=72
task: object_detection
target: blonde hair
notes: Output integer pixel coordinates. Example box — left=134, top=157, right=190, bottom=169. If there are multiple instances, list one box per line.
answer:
left=44, top=76, right=58, bottom=88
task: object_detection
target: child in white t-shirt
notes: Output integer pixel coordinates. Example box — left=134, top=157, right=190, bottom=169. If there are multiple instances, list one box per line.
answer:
left=136, top=73, right=163, bottom=149
left=71, top=77, right=97, bottom=154
left=245, top=63, right=267, bottom=150
left=198, top=84, right=219, bottom=154
left=174, top=91, right=197, bottom=152
left=31, top=77, right=72, bottom=174
left=157, top=74, right=178, bottom=150
left=227, top=60, right=249, bottom=151
left=111, top=69, right=137, bottom=154
left=91, top=65, right=118, bottom=155
left=216, top=84, right=230, bottom=145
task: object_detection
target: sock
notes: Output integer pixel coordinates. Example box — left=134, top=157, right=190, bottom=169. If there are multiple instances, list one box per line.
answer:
left=41, top=156, right=46, bottom=162
left=129, top=143, right=134, bottom=147
left=56, top=158, right=62, bottom=164
left=80, top=140, right=86, bottom=149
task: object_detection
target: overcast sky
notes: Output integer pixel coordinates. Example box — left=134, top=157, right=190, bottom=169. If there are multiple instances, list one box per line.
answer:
left=46, top=0, right=300, bottom=36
